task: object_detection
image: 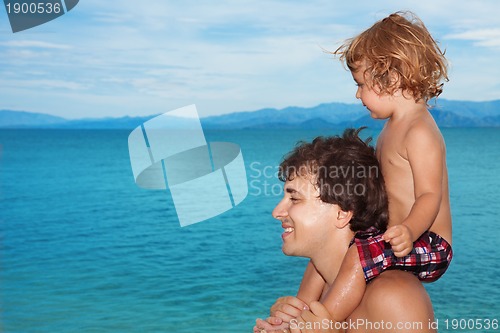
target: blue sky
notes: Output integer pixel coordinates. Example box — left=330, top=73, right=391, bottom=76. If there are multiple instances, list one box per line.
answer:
left=1, top=0, right=499, bottom=119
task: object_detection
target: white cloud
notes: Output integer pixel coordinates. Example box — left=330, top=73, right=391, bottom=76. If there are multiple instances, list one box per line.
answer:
left=1, top=78, right=89, bottom=91
left=445, top=29, right=500, bottom=48
left=0, top=40, right=71, bottom=49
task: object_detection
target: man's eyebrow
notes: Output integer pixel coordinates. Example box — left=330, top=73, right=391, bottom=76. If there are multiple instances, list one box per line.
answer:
left=285, top=187, right=299, bottom=194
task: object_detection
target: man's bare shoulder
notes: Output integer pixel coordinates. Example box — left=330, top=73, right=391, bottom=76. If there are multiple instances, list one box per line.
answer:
left=364, top=271, right=432, bottom=309
left=348, top=271, right=435, bottom=333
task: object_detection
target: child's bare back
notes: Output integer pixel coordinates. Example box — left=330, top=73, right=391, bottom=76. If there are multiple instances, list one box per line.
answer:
left=377, top=104, right=452, bottom=245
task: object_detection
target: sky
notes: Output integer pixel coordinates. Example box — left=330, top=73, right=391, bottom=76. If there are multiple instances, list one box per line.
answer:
left=1, top=0, right=499, bottom=119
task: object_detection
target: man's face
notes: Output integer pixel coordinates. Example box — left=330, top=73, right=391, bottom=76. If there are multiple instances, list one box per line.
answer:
left=272, top=173, right=341, bottom=258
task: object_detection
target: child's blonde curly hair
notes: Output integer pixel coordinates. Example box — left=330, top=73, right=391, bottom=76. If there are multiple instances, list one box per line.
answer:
left=335, top=11, right=448, bottom=103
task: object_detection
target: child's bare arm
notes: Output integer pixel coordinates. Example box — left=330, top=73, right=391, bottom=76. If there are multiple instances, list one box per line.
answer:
left=319, top=245, right=366, bottom=322
left=297, top=260, right=327, bottom=305
left=384, top=124, right=444, bottom=256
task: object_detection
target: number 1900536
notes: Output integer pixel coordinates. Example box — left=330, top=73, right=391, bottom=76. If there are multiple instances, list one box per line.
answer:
left=6, top=2, right=61, bottom=14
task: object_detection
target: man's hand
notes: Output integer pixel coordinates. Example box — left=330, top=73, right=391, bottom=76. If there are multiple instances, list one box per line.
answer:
left=253, top=317, right=289, bottom=333
left=289, top=301, right=339, bottom=333
left=253, top=296, right=309, bottom=333
left=383, top=224, right=413, bottom=257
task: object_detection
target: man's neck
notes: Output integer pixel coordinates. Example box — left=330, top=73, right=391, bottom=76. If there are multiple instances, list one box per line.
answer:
left=310, top=230, right=353, bottom=285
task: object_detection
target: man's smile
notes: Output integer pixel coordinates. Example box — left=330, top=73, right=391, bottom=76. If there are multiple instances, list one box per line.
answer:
left=282, top=222, right=295, bottom=240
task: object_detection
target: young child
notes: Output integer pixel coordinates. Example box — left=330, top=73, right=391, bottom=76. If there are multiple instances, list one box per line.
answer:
left=340, top=11, right=453, bottom=263
left=256, top=11, right=453, bottom=332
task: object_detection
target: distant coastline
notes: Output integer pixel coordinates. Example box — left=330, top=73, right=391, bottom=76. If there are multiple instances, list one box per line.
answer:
left=1, top=99, right=500, bottom=129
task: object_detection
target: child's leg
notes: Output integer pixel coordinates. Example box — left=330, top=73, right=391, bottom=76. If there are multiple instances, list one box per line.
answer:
left=320, top=245, right=366, bottom=322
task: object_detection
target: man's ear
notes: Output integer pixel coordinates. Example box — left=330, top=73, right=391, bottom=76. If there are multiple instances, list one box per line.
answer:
left=335, top=209, right=353, bottom=229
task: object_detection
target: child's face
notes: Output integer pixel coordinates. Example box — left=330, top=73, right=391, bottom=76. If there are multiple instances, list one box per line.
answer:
left=272, top=173, right=340, bottom=258
left=351, top=63, right=393, bottom=119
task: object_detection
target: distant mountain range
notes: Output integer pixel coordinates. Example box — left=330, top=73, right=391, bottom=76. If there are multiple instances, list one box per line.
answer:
left=1, top=99, right=499, bottom=129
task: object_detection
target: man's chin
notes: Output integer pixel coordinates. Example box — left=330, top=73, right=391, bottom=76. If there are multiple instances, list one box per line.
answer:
left=282, top=244, right=292, bottom=256
left=282, top=244, right=300, bottom=257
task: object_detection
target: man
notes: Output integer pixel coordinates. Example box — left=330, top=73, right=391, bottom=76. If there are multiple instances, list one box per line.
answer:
left=254, top=129, right=436, bottom=333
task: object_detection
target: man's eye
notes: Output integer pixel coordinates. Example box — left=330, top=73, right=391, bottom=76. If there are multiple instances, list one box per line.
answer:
left=290, top=197, right=299, bottom=203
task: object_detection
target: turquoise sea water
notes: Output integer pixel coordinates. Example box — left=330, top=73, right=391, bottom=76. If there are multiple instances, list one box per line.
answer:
left=1, top=128, right=499, bottom=332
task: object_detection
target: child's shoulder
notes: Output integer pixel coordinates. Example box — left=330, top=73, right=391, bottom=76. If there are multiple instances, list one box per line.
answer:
left=400, top=112, right=445, bottom=155
left=382, top=109, right=435, bottom=140
left=407, top=111, right=442, bottom=141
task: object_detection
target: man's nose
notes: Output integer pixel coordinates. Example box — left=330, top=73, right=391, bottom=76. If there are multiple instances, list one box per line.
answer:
left=355, top=88, right=361, bottom=99
left=272, top=199, right=287, bottom=220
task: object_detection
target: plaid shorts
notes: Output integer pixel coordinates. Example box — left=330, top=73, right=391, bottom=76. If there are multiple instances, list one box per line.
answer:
left=352, top=227, right=453, bottom=283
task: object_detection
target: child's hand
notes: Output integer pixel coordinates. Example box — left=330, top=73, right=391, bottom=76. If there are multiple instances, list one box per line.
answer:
left=383, top=224, right=413, bottom=257
left=290, top=301, right=338, bottom=333
left=270, top=296, right=309, bottom=323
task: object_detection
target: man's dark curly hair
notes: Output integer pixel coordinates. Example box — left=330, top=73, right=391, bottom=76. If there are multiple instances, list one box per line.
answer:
left=278, top=128, right=388, bottom=232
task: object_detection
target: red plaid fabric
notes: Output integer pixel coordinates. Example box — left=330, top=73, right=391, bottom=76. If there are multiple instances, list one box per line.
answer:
left=352, top=227, right=453, bottom=283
